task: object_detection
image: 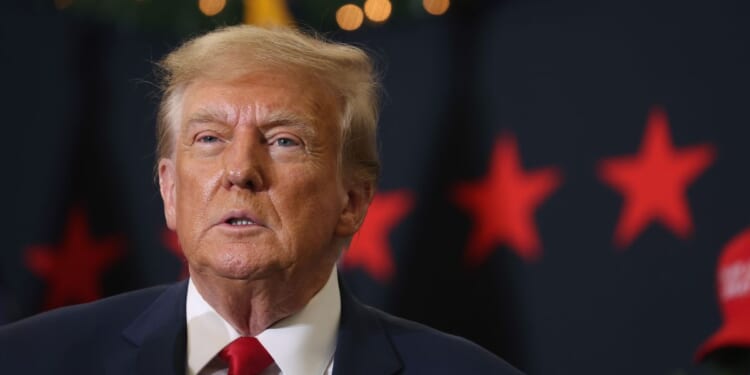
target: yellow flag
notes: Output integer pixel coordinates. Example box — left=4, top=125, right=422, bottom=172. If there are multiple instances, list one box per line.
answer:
left=243, top=0, right=294, bottom=26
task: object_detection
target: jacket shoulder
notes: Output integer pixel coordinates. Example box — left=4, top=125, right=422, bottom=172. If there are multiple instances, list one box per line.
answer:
left=0, top=284, right=171, bottom=337
left=366, top=305, right=524, bottom=375
left=0, top=284, right=175, bottom=367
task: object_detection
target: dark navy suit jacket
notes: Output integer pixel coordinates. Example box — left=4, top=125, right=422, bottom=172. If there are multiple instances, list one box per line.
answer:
left=0, top=277, right=523, bottom=374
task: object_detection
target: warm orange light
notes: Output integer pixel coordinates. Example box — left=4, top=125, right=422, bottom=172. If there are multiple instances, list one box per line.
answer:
left=198, top=0, right=226, bottom=16
left=243, top=0, right=294, bottom=26
left=336, top=4, right=364, bottom=31
left=54, top=0, right=73, bottom=10
left=364, top=0, right=392, bottom=23
left=423, top=0, right=450, bottom=16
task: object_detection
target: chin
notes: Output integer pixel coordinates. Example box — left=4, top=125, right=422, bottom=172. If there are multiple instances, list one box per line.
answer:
left=201, top=253, right=286, bottom=281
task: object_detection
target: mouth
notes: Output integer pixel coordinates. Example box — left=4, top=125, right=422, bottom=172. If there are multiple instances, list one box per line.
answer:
left=219, top=210, right=264, bottom=228
left=225, top=217, right=256, bottom=226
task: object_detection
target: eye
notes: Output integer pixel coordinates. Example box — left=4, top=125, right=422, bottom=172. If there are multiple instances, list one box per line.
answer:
left=197, top=135, right=220, bottom=143
left=272, top=137, right=300, bottom=147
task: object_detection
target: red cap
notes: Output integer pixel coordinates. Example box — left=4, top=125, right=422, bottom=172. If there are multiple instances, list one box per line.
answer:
left=695, top=228, right=750, bottom=362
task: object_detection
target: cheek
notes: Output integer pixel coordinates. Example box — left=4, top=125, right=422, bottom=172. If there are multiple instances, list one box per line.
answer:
left=175, top=163, right=222, bottom=227
left=275, top=169, right=344, bottom=237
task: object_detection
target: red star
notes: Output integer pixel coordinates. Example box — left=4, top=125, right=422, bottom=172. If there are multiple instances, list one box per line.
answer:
left=163, top=229, right=189, bottom=279
left=25, top=207, right=124, bottom=310
left=453, top=133, right=562, bottom=265
left=342, top=191, right=413, bottom=283
left=597, top=106, right=716, bottom=248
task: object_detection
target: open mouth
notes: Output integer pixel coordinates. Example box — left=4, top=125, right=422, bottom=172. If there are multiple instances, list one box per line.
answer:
left=225, top=217, right=256, bottom=226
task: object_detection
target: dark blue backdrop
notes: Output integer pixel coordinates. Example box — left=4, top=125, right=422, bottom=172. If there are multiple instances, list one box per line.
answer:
left=4, top=1, right=750, bottom=373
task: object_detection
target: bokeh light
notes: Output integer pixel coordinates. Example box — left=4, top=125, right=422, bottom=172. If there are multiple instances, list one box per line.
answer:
left=336, top=4, right=364, bottom=31
left=364, top=0, right=392, bottom=23
left=423, top=0, right=450, bottom=16
left=198, top=0, right=226, bottom=16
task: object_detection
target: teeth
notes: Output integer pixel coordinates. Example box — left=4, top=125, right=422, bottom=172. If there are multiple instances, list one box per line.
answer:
left=229, top=218, right=254, bottom=226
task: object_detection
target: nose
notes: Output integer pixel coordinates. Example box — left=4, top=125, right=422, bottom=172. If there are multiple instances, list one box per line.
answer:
left=222, top=128, right=267, bottom=191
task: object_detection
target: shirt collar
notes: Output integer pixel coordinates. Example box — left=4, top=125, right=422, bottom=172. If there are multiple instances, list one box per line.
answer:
left=185, top=267, right=341, bottom=375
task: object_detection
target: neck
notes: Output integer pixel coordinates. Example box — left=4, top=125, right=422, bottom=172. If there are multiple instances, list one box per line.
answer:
left=189, top=266, right=333, bottom=336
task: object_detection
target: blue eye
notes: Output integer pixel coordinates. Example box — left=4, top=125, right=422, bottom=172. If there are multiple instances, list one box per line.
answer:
left=274, top=137, right=299, bottom=147
left=197, top=135, right=219, bottom=143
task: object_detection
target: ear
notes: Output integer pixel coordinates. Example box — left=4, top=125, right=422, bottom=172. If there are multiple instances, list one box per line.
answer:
left=335, top=179, right=375, bottom=238
left=158, top=158, right=178, bottom=230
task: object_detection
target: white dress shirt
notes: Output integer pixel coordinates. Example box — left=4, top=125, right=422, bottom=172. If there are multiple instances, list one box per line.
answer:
left=185, top=267, right=341, bottom=375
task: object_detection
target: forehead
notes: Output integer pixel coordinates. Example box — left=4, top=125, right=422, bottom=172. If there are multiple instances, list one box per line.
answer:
left=179, top=70, right=341, bottom=132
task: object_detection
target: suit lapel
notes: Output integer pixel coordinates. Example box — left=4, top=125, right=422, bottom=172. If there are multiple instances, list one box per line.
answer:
left=333, top=277, right=402, bottom=375
left=120, top=280, right=189, bottom=375
left=113, top=276, right=401, bottom=374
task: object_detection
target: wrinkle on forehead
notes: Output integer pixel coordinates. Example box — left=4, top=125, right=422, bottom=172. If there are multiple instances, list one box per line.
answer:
left=185, top=100, right=317, bottom=137
left=178, top=72, right=341, bottom=151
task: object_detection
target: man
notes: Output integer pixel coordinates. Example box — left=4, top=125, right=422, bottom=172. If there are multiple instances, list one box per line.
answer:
left=0, top=25, right=523, bottom=374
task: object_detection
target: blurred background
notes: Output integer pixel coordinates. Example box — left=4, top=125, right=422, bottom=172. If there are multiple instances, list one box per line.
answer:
left=3, top=0, right=750, bottom=373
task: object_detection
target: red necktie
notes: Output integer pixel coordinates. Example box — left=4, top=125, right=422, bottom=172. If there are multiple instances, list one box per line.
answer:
left=218, top=337, right=274, bottom=375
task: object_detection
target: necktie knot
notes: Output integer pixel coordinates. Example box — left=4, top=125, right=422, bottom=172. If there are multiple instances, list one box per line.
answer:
left=219, top=337, right=274, bottom=375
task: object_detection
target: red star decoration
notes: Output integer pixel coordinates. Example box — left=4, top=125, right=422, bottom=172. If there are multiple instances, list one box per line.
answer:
left=453, top=133, right=562, bottom=265
left=342, top=191, right=413, bottom=283
left=163, top=229, right=189, bottom=279
left=597, top=106, right=716, bottom=248
left=25, top=207, right=124, bottom=310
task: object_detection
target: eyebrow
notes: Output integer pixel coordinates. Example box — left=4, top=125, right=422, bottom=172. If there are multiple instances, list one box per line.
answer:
left=186, top=108, right=233, bottom=129
left=186, top=107, right=318, bottom=139
left=256, top=111, right=318, bottom=139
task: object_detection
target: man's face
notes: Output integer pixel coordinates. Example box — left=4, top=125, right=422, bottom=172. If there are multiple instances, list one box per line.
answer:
left=158, top=70, right=364, bottom=282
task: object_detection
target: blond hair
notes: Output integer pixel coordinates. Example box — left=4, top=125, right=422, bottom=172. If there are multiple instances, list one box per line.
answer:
left=155, top=25, right=381, bottom=184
